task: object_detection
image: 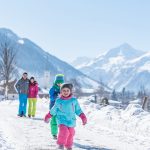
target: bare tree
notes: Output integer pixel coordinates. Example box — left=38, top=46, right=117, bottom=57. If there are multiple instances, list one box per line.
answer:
left=0, top=36, right=18, bottom=99
left=121, top=87, right=126, bottom=104
left=96, top=85, right=105, bottom=98
left=111, top=89, right=118, bottom=101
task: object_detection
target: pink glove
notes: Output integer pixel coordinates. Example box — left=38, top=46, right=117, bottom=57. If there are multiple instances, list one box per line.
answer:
left=79, top=113, right=87, bottom=125
left=44, top=112, right=52, bottom=123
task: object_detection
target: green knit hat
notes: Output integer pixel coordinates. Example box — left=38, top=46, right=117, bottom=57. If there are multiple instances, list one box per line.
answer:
left=54, top=74, right=64, bottom=84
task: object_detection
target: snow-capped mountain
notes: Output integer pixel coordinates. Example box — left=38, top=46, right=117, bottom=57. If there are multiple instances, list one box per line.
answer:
left=0, top=28, right=102, bottom=89
left=116, top=52, right=150, bottom=91
left=71, top=57, right=93, bottom=68
left=78, top=43, right=149, bottom=92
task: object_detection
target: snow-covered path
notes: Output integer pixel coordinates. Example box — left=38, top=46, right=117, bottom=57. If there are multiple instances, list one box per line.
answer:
left=0, top=99, right=150, bottom=150
left=0, top=99, right=106, bottom=150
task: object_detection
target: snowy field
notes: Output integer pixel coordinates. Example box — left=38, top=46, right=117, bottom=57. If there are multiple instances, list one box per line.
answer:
left=0, top=98, right=150, bottom=150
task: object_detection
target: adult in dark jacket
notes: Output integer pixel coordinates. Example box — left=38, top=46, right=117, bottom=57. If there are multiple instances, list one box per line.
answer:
left=15, top=72, right=29, bottom=117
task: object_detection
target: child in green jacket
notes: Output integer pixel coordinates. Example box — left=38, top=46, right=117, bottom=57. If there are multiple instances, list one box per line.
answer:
left=49, top=74, right=64, bottom=139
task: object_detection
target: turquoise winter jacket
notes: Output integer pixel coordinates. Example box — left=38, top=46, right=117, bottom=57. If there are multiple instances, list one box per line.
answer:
left=50, top=97, right=83, bottom=127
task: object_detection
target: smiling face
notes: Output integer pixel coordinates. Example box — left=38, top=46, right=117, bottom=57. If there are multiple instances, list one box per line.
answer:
left=30, top=79, right=34, bottom=83
left=23, top=73, right=28, bottom=80
left=61, top=87, right=71, bottom=97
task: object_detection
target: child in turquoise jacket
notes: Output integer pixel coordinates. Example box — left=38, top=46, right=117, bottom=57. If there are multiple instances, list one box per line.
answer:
left=45, top=83, right=87, bottom=150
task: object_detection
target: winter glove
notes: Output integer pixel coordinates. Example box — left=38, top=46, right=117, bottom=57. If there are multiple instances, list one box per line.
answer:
left=44, top=112, right=52, bottom=123
left=79, top=113, right=87, bottom=125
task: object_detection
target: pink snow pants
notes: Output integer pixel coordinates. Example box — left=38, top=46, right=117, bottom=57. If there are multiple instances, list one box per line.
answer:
left=57, top=124, right=75, bottom=148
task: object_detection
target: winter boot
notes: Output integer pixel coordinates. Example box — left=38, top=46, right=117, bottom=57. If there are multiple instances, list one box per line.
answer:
left=28, top=115, right=31, bottom=118
left=66, top=148, right=72, bottom=150
left=17, top=114, right=23, bottom=117
left=58, top=145, right=64, bottom=149
left=52, top=135, right=57, bottom=139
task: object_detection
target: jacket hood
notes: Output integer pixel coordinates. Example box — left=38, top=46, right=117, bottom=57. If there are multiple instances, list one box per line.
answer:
left=60, top=94, right=73, bottom=100
left=30, top=81, right=38, bottom=86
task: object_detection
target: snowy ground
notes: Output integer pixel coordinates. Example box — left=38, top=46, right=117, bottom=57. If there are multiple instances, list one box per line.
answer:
left=0, top=98, right=150, bottom=150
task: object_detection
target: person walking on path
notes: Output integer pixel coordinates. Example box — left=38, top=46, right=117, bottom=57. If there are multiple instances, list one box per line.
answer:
left=49, top=74, right=64, bottom=139
left=28, top=77, right=38, bottom=118
left=45, top=83, right=87, bottom=150
left=15, top=72, right=29, bottom=117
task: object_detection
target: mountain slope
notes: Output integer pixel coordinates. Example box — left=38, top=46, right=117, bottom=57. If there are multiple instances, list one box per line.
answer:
left=115, top=52, right=150, bottom=91
left=0, top=28, right=102, bottom=89
left=78, top=43, right=148, bottom=92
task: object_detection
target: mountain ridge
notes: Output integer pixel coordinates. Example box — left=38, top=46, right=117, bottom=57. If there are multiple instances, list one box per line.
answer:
left=74, top=43, right=149, bottom=92
left=0, top=28, right=103, bottom=90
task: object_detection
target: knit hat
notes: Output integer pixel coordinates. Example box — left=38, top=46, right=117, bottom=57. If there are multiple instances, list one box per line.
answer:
left=54, top=74, right=64, bottom=85
left=30, top=77, right=34, bottom=80
left=23, top=72, right=28, bottom=75
left=60, top=83, right=73, bottom=91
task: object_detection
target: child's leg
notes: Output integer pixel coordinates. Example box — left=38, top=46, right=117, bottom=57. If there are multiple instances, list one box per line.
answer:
left=28, top=98, right=32, bottom=116
left=32, top=98, right=37, bottom=116
left=65, top=127, right=75, bottom=149
left=50, top=116, right=58, bottom=136
left=57, top=124, right=69, bottom=146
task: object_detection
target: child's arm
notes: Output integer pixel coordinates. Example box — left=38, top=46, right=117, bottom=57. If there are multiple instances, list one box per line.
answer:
left=35, top=84, right=38, bottom=97
left=50, top=101, right=58, bottom=116
left=75, top=99, right=87, bottom=125
left=79, top=113, right=87, bottom=125
left=49, top=87, right=55, bottom=101
left=44, top=112, right=52, bottom=123
left=44, top=100, right=58, bottom=123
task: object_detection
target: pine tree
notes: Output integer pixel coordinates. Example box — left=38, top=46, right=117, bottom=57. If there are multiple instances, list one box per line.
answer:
left=121, top=87, right=126, bottom=104
left=111, top=89, right=118, bottom=101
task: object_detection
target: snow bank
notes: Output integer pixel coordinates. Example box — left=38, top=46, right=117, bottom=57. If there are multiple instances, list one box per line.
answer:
left=80, top=98, right=150, bottom=138
left=121, top=104, right=150, bottom=137
left=0, top=98, right=150, bottom=149
left=130, top=99, right=141, bottom=104
left=122, top=104, right=144, bottom=118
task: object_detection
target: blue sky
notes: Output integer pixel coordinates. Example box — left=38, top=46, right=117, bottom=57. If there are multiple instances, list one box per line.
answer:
left=0, top=0, right=150, bottom=62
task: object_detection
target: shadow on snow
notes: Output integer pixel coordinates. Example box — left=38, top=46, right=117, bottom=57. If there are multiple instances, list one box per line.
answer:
left=74, top=142, right=113, bottom=150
